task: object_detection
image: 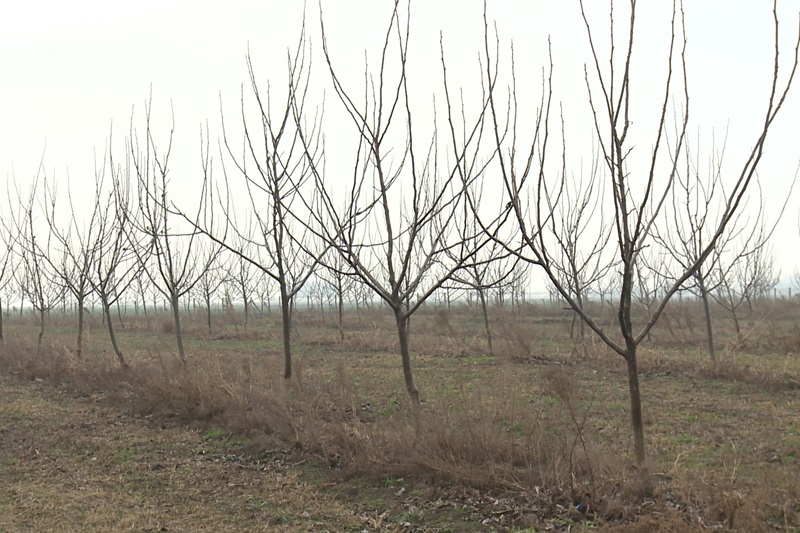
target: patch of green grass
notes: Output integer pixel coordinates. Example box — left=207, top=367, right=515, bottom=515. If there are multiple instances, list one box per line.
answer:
left=381, top=476, right=401, bottom=488
left=113, top=448, right=136, bottom=462
left=396, top=505, right=425, bottom=525
left=674, top=434, right=697, bottom=445
left=500, top=418, right=526, bottom=437
left=542, top=395, right=558, bottom=406
left=202, top=428, right=226, bottom=441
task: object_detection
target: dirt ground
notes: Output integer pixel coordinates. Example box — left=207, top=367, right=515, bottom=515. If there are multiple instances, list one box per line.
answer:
left=0, top=374, right=365, bottom=532
left=0, top=373, right=531, bottom=532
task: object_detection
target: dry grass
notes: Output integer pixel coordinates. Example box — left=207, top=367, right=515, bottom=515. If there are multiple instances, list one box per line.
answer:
left=0, top=373, right=362, bottom=532
left=1, top=297, right=799, bottom=530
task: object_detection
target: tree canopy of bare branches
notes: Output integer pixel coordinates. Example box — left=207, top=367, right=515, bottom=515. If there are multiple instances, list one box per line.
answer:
left=295, top=0, right=494, bottom=416
left=479, top=0, right=800, bottom=464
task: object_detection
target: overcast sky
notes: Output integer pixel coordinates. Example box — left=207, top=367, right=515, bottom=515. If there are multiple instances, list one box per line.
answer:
left=1, top=1, right=799, bottom=291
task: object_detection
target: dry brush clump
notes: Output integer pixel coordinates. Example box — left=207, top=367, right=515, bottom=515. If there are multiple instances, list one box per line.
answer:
left=0, top=332, right=623, bottom=512
left=664, top=450, right=800, bottom=530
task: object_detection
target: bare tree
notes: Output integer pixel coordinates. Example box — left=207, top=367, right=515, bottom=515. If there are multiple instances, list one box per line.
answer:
left=714, top=216, right=783, bottom=346
left=134, top=275, right=151, bottom=327
left=304, top=274, right=329, bottom=316
left=224, top=232, right=258, bottom=331
left=128, top=101, right=219, bottom=364
left=252, top=271, right=275, bottom=316
left=8, top=172, right=65, bottom=352
left=317, top=252, right=352, bottom=342
left=658, top=147, right=795, bottom=361
left=0, top=218, right=14, bottom=342
left=447, top=191, right=520, bottom=356
left=39, top=173, right=101, bottom=358
left=184, top=34, right=326, bottom=379
left=480, top=1, right=799, bottom=464
left=653, top=136, right=731, bottom=361
left=296, top=0, right=493, bottom=416
left=632, top=252, right=669, bottom=343
left=544, top=142, right=614, bottom=344
left=83, top=140, right=144, bottom=368
left=194, top=251, right=226, bottom=335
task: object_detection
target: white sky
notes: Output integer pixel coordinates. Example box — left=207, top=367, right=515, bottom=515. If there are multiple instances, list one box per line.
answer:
left=1, top=1, right=799, bottom=292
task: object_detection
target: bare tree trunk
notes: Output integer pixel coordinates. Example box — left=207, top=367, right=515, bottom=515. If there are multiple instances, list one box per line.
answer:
left=0, top=297, right=4, bottom=342
left=37, top=307, right=45, bottom=354
left=477, top=288, right=493, bottom=356
left=625, top=346, right=646, bottom=465
left=699, top=277, right=716, bottom=363
left=116, top=300, right=125, bottom=330
left=620, top=261, right=647, bottom=464
left=170, top=292, right=186, bottom=364
left=141, top=291, right=149, bottom=328
left=280, top=284, right=292, bottom=379
left=731, top=308, right=743, bottom=345
left=205, top=292, right=213, bottom=335
left=337, top=279, right=344, bottom=343
left=103, top=301, right=127, bottom=368
left=76, top=295, right=85, bottom=358
left=395, top=309, right=420, bottom=418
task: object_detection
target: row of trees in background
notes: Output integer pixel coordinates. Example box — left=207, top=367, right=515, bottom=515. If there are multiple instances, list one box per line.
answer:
left=1, top=1, right=798, bottom=464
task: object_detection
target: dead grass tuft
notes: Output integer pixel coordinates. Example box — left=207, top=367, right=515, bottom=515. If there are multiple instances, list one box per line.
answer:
left=698, top=359, right=800, bottom=391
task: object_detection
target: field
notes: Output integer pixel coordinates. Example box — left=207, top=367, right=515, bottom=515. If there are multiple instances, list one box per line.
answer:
left=0, top=298, right=799, bottom=531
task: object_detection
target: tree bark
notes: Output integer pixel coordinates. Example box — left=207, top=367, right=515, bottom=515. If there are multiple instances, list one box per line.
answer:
left=699, top=276, right=716, bottom=363
left=241, top=280, right=249, bottom=331
left=337, top=279, right=345, bottom=343
left=280, top=283, right=292, bottom=379
left=36, top=307, right=45, bottom=354
left=395, top=309, right=421, bottom=420
left=205, top=292, right=213, bottom=335
left=103, top=300, right=128, bottom=368
left=477, top=288, right=493, bottom=356
left=731, top=308, right=742, bottom=345
left=625, top=347, right=646, bottom=464
left=170, top=292, right=186, bottom=364
left=75, top=295, right=85, bottom=358
left=116, top=300, right=125, bottom=330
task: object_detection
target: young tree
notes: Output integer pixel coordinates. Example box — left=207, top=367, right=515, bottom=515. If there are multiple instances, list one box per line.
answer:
left=297, top=0, right=493, bottom=415
left=317, top=252, right=352, bottom=342
left=40, top=173, right=101, bottom=359
left=447, top=192, right=520, bottom=356
left=184, top=36, right=326, bottom=379
left=658, top=152, right=795, bottom=360
left=252, top=271, right=275, bottom=316
left=544, top=145, right=614, bottom=344
left=713, top=198, right=785, bottom=346
left=224, top=232, right=258, bottom=331
left=128, top=101, right=218, bottom=364
left=480, top=1, right=799, bottom=464
left=0, top=221, right=14, bottom=342
left=194, top=252, right=226, bottom=335
left=9, top=173, right=65, bottom=352
left=83, top=142, right=144, bottom=368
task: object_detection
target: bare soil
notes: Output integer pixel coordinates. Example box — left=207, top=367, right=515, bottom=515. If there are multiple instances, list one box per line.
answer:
left=0, top=374, right=362, bottom=532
